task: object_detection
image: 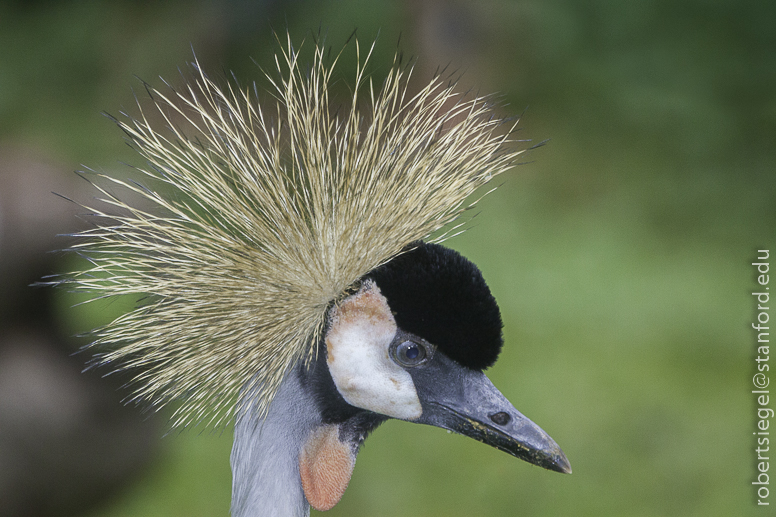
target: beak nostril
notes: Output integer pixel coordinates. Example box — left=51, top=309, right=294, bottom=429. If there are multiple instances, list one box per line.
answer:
left=489, top=411, right=511, bottom=426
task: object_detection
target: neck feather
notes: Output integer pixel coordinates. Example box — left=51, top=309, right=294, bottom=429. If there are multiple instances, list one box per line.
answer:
left=230, top=369, right=320, bottom=517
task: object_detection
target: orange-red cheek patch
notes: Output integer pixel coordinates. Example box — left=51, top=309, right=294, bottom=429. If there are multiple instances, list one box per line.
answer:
left=299, top=424, right=356, bottom=511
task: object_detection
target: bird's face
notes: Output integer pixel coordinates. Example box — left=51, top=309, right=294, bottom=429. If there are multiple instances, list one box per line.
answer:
left=298, top=242, right=570, bottom=511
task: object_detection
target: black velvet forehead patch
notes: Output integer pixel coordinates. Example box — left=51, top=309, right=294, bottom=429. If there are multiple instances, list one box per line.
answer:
left=366, top=241, right=503, bottom=371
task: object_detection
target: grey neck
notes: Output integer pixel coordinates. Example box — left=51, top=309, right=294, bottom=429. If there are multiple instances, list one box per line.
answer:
left=230, top=369, right=320, bottom=517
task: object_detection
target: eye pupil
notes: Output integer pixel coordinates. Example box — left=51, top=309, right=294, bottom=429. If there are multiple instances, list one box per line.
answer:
left=392, top=340, right=429, bottom=367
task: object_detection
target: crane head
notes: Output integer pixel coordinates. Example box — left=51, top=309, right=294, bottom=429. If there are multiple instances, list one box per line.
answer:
left=297, top=242, right=570, bottom=511
left=61, top=35, right=571, bottom=515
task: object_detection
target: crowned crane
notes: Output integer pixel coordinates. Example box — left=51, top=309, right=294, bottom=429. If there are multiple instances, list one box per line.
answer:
left=63, top=36, right=570, bottom=516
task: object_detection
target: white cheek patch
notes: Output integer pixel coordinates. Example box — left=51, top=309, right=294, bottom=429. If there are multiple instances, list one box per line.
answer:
left=325, top=280, right=422, bottom=420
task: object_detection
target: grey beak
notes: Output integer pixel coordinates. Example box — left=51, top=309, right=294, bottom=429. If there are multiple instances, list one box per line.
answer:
left=408, top=352, right=571, bottom=474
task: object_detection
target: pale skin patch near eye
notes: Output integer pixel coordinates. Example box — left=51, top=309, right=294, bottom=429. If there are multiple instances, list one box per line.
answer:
left=325, top=281, right=423, bottom=420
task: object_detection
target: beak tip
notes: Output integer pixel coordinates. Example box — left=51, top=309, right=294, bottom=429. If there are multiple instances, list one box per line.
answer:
left=556, top=459, right=572, bottom=475
left=548, top=449, right=572, bottom=474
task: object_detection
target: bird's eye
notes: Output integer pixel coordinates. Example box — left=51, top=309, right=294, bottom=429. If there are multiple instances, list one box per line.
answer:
left=392, top=340, right=429, bottom=367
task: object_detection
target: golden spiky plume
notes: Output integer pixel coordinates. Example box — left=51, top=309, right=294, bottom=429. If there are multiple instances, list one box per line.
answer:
left=66, top=36, right=523, bottom=428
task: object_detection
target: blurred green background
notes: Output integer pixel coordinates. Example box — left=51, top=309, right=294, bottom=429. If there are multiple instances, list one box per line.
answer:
left=0, top=0, right=773, bottom=516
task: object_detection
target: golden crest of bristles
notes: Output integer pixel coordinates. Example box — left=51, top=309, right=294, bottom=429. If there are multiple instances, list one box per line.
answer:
left=67, top=36, right=523, bottom=428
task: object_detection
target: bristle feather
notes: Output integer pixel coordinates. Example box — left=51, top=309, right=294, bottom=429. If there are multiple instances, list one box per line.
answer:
left=63, top=36, right=524, bottom=428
